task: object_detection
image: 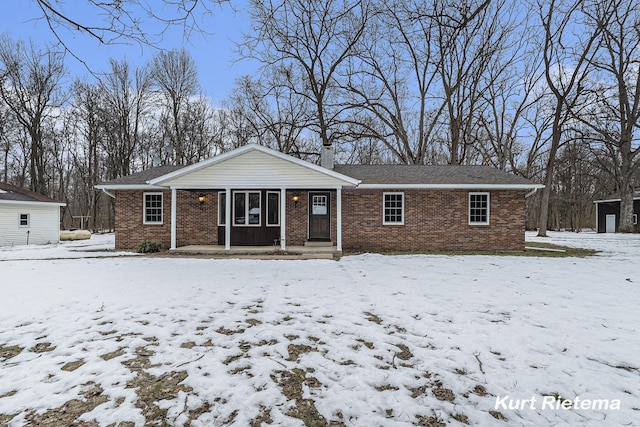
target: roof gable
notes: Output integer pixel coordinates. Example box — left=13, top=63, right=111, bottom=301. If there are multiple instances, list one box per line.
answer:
left=149, top=144, right=359, bottom=188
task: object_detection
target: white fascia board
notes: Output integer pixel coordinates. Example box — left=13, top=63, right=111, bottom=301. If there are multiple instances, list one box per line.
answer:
left=0, top=199, right=66, bottom=207
left=167, top=183, right=361, bottom=190
left=356, top=183, right=545, bottom=190
left=148, top=143, right=361, bottom=186
left=94, top=184, right=167, bottom=190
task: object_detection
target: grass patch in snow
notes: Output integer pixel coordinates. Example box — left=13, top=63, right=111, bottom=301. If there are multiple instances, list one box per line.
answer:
left=524, top=241, right=596, bottom=257
left=287, top=343, right=317, bottom=361
left=377, top=242, right=596, bottom=257
left=24, top=383, right=107, bottom=425
left=271, top=368, right=343, bottom=426
left=0, top=344, right=23, bottom=361
left=415, top=412, right=446, bottom=426
left=30, top=342, right=55, bottom=353
left=124, top=345, right=196, bottom=424
left=61, top=359, right=85, bottom=372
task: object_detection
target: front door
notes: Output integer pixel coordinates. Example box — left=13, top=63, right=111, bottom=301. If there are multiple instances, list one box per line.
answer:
left=606, top=214, right=616, bottom=233
left=309, top=192, right=330, bottom=240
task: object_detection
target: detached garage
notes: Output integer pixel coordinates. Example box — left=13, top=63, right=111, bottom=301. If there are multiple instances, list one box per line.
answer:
left=594, top=192, right=640, bottom=233
left=0, top=183, right=66, bottom=246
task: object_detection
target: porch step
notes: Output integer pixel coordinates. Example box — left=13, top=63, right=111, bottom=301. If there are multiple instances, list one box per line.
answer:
left=304, top=241, right=334, bottom=247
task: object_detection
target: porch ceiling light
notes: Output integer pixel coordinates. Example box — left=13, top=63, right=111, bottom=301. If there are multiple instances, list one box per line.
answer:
left=198, top=194, right=206, bottom=205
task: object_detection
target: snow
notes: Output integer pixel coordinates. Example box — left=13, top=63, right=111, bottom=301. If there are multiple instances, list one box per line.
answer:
left=0, top=232, right=638, bottom=426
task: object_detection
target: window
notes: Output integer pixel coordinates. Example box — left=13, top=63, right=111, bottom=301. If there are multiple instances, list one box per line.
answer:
left=267, top=192, right=280, bottom=226
left=469, top=192, right=490, bottom=225
left=312, top=195, right=328, bottom=215
left=143, top=192, right=163, bottom=224
left=234, top=191, right=261, bottom=226
left=19, top=213, right=30, bottom=227
left=634, top=214, right=638, bottom=226
left=218, top=192, right=226, bottom=225
left=383, top=192, right=404, bottom=225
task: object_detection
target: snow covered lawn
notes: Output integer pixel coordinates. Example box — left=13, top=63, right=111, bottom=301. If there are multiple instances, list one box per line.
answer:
left=0, top=232, right=638, bottom=426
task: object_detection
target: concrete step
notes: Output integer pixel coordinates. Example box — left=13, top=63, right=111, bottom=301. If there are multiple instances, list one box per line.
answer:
left=304, top=241, right=334, bottom=247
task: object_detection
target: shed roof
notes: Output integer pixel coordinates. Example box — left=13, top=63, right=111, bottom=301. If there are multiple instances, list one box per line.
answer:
left=594, top=191, right=640, bottom=203
left=0, top=182, right=64, bottom=204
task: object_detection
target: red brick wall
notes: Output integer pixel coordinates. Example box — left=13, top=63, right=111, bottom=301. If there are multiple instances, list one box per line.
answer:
left=114, top=190, right=218, bottom=250
left=176, top=191, right=218, bottom=247
left=342, top=189, right=525, bottom=252
left=115, top=188, right=525, bottom=252
left=284, top=190, right=337, bottom=246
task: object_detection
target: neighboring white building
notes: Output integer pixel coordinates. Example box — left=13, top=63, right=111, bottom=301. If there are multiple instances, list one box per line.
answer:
left=0, top=183, right=66, bottom=246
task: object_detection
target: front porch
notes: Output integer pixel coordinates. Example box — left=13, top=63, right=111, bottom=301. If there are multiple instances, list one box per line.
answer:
left=170, top=244, right=341, bottom=259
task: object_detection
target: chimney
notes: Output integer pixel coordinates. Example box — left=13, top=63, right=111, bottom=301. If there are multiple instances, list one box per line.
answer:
left=320, top=145, right=334, bottom=169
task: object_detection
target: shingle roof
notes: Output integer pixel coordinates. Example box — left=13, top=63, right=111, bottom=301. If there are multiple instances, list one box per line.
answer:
left=97, top=159, right=538, bottom=188
left=97, top=165, right=185, bottom=186
left=333, top=164, right=536, bottom=186
left=0, top=182, right=63, bottom=203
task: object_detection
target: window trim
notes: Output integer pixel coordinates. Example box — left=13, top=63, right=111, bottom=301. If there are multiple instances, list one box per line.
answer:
left=383, top=192, right=405, bottom=225
left=468, top=192, right=490, bottom=225
left=19, top=213, right=30, bottom=227
left=142, top=192, right=164, bottom=225
left=218, top=191, right=226, bottom=226
left=633, top=213, right=638, bottom=226
left=233, top=191, right=262, bottom=227
left=266, top=191, right=280, bottom=227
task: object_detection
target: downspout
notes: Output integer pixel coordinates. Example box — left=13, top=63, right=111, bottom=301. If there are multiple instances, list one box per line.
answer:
left=525, top=188, right=539, bottom=198
left=100, top=188, right=116, bottom=199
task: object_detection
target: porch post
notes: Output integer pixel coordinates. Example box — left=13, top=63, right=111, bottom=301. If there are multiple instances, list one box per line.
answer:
left=170, top=187, right=177, bottom=250
left=336, top=187, right=342, bottom=251
left=280, top=187, right=286, bottom=251
left=225, top=188, right=231, bottom=251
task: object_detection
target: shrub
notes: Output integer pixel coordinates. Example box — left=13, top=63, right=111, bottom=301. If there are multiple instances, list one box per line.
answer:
left=136, top=240, right=162, bottom=253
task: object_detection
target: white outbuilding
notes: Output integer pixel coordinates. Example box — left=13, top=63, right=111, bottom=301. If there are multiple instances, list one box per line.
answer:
left=0, top=183, right=66, bottom=246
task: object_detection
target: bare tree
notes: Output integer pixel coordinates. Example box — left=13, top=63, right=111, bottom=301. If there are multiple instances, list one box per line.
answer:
left=68, top=80, right=107, bottom=230
left=576, top=0, right=640, bottom=232
left=534, top=0, right=610, bottom=237
left=229, top=71, right=312, bottom=156
left=98, top=58, right=152, bottom=179
left=241, top=0, right=371, bottom=152
left=345, top=0, right=442, bottom=164
left=31, top=1, right=228, bottom=56
left=0, top=35, right=65, bottom=195
left=151, top=48, right=201, bottom=165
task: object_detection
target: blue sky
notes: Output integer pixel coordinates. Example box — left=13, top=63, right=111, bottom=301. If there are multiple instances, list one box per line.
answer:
left=0, top=1, right=257, bottom=104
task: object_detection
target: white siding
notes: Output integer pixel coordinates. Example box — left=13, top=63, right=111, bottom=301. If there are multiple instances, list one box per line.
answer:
left=162, top=150, right=351, bottom=188
left=0, top=203, right=61, bottom=246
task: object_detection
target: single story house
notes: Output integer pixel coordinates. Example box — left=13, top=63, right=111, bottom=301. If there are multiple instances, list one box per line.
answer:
left=96, top=144, right=543, bottom=252
left=594, top=192, right=640, bottom=233
left=0, top=182, right=66, bottom=246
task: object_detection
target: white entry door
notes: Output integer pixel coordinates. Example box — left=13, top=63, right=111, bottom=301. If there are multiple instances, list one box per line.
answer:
left=605, top=214, right=616, bottom=233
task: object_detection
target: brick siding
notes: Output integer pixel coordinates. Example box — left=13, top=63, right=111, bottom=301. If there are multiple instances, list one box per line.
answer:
left=342, top=189, right=525, bottom=252
left=115, top=188, right=525, bottom=252
left=114, top=190, right=218, bottom=250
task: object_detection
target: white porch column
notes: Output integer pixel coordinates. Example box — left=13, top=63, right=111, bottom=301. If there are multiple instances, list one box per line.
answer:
left=225, top=188, right=231, bottom=251
left=170, top=187, right=177, bottom=250
left=336, top=187, right=342, bottom=251
left=280, top=187, right=287, bottom=251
